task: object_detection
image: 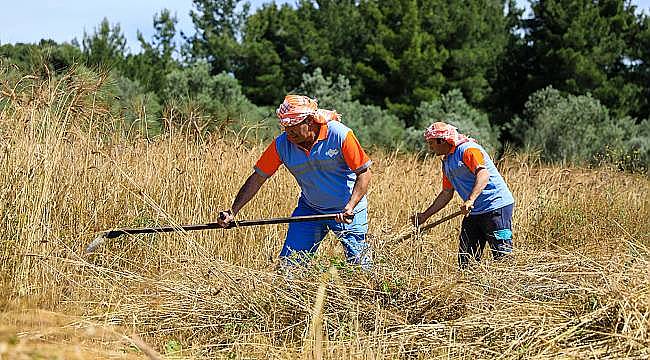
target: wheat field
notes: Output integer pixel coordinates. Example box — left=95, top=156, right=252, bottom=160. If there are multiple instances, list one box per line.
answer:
left=0, top=69, right=648, bottom=359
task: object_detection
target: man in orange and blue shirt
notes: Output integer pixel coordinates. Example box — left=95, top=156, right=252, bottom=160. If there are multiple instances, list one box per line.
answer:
left=413, top=122, right=515, bottom=268
left=217, top=95, right=373, bottom=268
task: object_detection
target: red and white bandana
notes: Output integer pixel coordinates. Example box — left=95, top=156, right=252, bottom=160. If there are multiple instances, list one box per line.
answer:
left=276, top=95, right=342, bottom=127
left=423, top=122, right=474, bottom=146
left=276, top=95, right=319, bottom=127
left=313, top=109, right=341, bottom=124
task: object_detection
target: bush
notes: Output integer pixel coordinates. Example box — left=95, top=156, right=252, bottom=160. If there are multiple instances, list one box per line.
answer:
left=521, top=86, right=646, bottom=170
left=161, top=62, right=265, bottom=134
left=112, top=76, right=162, bottom=137
left=299, top=68, right=405, bottom=149
left=408, top=89, right=499, bottom=153
left=299, top=67, right=353, bottom=106
left=614, top=118, right=649, bottom=173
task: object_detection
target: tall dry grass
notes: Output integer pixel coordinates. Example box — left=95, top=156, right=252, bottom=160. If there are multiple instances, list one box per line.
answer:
left=0, top=68, right=648, bottom=359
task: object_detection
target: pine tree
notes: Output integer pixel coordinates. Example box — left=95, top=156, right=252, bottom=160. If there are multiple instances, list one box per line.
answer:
left=525, top=0, right=643, bottom=118
left=187, top=0, right=249, bottom=74
left=82, top=18, right=127, bottom=68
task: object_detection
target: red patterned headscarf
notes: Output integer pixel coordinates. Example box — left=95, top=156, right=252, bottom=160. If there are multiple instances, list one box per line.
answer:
left=276, top=95, right=340, bottom=127
left=423, top=122, right=474, bottom=146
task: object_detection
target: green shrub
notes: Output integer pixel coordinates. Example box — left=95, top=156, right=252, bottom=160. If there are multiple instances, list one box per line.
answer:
left=299, top=67, right=353, bottom=106
left=613, top=119, right=649, bottom=173
left=161, top=62, right=265, bottom=134
left=408, top=89, right=499, bottom=153
left=521, top=86, right=647, bottom=170
left=299, top=68, right=405, bottom=149
left=112, top=76, right=162, bottom=137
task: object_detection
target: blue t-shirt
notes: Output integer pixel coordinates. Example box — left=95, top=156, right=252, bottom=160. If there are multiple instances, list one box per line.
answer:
left=442, top=142, right=514, bottom=214
left=255, top=121, right=372, bottom=212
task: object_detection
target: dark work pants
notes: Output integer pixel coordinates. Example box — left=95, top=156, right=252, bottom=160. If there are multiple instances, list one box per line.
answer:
left=459, top=204, right=514, bottom=268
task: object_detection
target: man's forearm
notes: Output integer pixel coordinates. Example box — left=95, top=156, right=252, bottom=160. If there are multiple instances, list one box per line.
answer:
left=423, top=190, right=454, bottom=219
left=468, top=168, right=489, bottom=202
left=346, top=169, right=371, bottom=210
left=231, top=173, right=266, bottom=215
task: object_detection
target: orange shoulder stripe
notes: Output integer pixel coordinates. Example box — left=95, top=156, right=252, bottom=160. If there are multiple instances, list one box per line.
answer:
left=341, top=131, right=370, bottom=171
left=462, top=147, right=486, bottom=174
left=255, top=141, right=282, bottom=177
left=442, top=173, right=454, bottom=190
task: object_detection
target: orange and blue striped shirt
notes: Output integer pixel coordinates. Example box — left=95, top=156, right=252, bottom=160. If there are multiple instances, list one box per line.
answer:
left=255, top=121, right=372, bottom=212
left=442, top=142, right=514, bottom=214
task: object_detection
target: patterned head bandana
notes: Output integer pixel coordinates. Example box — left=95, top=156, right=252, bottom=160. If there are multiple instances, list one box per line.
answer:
left=276, top=95, right=341, bottom=127
left=423, top=122, right=474, bottom=146
left=276, top=95, right=319, bottom=127
left=313, top=109, right=341, bottom=124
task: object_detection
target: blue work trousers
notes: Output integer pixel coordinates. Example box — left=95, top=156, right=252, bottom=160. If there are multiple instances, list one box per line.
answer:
left=279, top=199, right=371, bottom=269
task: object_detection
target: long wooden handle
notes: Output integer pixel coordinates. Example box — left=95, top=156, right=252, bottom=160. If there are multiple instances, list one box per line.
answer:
left=396, top=210, right=463, bottom=243
left=102, top=213, right=351, bottom=239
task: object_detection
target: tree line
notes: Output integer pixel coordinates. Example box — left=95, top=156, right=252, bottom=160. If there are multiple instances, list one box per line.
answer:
left=0, top=0, right=648, bottom=171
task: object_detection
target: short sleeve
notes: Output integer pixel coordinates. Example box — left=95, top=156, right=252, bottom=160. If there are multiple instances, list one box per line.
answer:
left=442, top=173, right=454, bottom=190
left=254, top=141, right=282, bottom=178
left=341, top=131, right=372, bottom=172
left=462, top=148, right=486, bottom=174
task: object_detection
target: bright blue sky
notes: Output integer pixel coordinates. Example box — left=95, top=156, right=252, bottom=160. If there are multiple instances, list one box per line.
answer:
left=1, top=0, right=648, bottom=53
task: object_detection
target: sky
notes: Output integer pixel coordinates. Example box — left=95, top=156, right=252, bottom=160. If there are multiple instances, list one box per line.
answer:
left=1, top=0, right=649, bottom=53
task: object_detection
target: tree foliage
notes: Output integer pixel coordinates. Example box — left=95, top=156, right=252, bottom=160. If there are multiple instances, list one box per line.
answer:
left=354, top=0, right=510, bottom=124
left=2, top=0, right=648, bottom=170
left=187, top=0, right=249, bottom=74
left=524, top=0, right=644, bottom=118
left=82, top=18, right=127, bottom=68
left=0, top=40, right=83, bottom=74
left=299, top=68, right=404, bottom=149
left=124, top=9, right=179, bottom=92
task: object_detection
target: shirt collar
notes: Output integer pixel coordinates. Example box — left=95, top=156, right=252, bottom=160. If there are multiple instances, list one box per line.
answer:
left=291, top=123, right=329, bottom=154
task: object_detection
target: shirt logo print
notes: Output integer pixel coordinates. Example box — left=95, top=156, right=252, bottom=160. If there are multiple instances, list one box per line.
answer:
left=325, top=148, right=339, bottom=157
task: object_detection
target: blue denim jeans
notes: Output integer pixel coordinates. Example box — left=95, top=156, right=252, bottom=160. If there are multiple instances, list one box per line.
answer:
left=279, top=199, right=371, bottom=269
left=459, top=203, right=514, bottom=268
